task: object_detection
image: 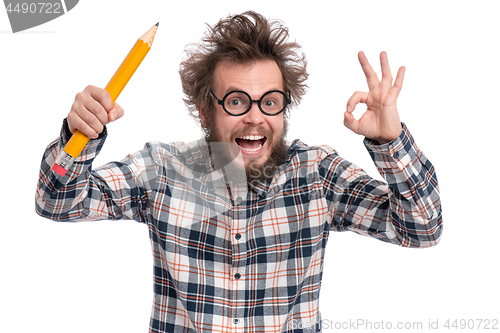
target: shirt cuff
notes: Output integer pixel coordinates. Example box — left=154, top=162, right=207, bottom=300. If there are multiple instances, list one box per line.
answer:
left=61, top=118, right=108, bottom=145
left=58, top=118, right=108, bottom=167
left=363, top=123, right=418, bottom=171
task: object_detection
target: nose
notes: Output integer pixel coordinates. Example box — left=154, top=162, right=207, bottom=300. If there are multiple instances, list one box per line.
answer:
left=242, top=101, right=265, bottom=125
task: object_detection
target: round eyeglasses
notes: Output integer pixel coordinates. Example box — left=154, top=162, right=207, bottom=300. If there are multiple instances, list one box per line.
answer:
left=210, top=90, right=291, bottom=116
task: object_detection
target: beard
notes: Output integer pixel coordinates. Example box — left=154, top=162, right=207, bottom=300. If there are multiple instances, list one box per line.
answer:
left=205, top=119, right=289, bottom=186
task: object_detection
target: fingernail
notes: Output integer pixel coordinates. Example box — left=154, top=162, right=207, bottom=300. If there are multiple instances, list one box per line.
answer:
left=346, top=105, right=352, bottom=112
left=109, top=112, right=116, bottom=122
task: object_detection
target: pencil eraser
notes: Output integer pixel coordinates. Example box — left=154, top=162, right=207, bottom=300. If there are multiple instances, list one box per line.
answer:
left=52, top=163, right=67, bottom=177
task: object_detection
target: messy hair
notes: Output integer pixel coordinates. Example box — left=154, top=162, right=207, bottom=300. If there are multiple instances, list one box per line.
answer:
left=179, top=11, right=308, bottom=129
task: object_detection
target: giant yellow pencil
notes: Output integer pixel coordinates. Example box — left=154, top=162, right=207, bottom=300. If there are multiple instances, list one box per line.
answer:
left=52, top=23, right=159, bottom=177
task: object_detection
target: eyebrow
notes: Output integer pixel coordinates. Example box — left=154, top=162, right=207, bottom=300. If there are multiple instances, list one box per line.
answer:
left=224, top=86, right=242, bottom=95
left=223, top=86, right=283, bottom=97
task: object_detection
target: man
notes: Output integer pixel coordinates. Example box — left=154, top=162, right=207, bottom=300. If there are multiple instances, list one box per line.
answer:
left=36, top=11, right=442, bottom=333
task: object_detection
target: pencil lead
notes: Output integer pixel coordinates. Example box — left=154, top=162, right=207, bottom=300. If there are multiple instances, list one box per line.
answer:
left=155, top=22, right=159, bottom=27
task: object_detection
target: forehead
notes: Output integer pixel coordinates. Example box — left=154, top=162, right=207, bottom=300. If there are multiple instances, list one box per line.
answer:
left=213, top=59, right=284, bottom=95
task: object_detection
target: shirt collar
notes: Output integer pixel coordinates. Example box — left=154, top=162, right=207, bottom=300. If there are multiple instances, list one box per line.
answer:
left=193, top=138, right=307, bottom=197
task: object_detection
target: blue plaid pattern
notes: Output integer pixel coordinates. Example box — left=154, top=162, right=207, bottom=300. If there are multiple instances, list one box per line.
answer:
left=36, top=121, right=442, bottom=332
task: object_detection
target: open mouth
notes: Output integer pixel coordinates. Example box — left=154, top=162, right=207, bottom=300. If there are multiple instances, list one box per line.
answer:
left=235, top=135, right=267, bottom=153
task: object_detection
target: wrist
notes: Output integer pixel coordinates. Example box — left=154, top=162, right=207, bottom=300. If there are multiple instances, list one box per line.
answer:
left=373, top=124, right=403, bottom=145
left=62, top=118, right=73, bottom=141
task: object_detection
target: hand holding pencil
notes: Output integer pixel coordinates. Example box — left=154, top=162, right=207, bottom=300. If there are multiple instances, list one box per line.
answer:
left=67, top=85, right=124, bottom=139
left=51, top=23, right=158, bottom=177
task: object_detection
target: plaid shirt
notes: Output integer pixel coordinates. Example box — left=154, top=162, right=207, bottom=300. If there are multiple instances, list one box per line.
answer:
left=36, top=121, right=442, bottom=333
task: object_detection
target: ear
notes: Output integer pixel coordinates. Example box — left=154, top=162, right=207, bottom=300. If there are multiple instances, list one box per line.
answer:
left=198, top=106, right=208, bottom=128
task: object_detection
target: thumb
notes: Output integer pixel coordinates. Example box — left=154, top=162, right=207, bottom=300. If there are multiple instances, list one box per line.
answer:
left=108, top=103, right=124, bottom=122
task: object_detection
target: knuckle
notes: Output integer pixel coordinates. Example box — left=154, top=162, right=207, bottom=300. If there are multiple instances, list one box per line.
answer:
left=79, top=111, right=92, bottom=125
left=97, top=89, right=107, bottom=99
left=84, top=115, right=103, bottom=133
left=66, top=111, right=77, bottom=125
left=98, top=89, right=111, bottom=102
left=87, top=101, right=99, bottom=114
left=68, top=108, right=78, bottom=118
left=88, top=112, right=103, bottom=127
left=83, top=85, right=94, bottom=93
left=75, top=92, right=85, bottom=102
left=88, top=100, right=105, bottom=116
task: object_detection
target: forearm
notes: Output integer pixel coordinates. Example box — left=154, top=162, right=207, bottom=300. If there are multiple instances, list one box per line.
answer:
left=363, top=123, right=442, bottom=247
left=35, top=119, right=109, bottom=221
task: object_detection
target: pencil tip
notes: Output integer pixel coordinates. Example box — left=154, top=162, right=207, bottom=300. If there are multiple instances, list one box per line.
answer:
left=155, top=22, right=159, bottom=27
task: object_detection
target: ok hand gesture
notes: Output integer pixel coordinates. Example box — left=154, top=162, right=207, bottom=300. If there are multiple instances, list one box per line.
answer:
left=344, top=52, right=405, bottom=144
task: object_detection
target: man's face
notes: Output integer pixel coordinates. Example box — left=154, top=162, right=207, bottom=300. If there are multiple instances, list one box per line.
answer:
left=202, top=59, right=287, bottom=173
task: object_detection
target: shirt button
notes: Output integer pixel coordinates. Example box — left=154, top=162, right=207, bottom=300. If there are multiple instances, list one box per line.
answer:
left=235, top=233, right=241, bottom=240
left=393, top=152, right=400, bottom=159
left=236, top=196, right=242, bottom=204
left=233, top=318, right=240, bottom=324
left=234, top=273, right=241, bottom=279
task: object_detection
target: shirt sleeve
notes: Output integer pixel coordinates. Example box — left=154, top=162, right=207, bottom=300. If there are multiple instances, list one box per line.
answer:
left=35, top=119, right=152, bottom=223
left=321, top=123, right=442, bottom=248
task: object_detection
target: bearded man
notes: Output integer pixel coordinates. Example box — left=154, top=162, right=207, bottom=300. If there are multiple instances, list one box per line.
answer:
left=36, top=11, right=442, bottom=333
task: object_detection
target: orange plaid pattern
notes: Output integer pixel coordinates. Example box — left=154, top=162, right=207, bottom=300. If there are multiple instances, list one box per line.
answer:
left=36, top=121, right=442, bottom=332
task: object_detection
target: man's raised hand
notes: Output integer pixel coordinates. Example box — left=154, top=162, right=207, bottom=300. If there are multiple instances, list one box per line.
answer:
left=344, top=51, right=405, bottom=144
left=67, top=85, right=124, bottom=139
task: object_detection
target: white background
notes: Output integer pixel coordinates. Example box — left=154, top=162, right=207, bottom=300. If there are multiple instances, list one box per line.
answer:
left=1, top=1, right=499, bottom=332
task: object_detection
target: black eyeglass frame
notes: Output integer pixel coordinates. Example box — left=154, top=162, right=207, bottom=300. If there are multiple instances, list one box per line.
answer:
left=210, top=89, right=291, bottom=116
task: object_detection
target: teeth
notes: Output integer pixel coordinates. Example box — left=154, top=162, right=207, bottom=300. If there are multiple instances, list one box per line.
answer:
left=240, top=142, right=263, bottom=152
left=238, top=135, right=264, bottom=141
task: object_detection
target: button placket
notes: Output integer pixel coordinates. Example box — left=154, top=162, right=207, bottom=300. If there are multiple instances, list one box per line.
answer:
left=230, top=189, right=248, bottom=331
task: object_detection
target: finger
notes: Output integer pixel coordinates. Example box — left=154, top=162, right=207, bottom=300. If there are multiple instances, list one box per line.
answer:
left=380, top=51, right=393, bottom=88
left=85, top=85, right=114, bottom=112
left=358, top=51, right=379, bottom=90
left=108, top=103, right=124, bottom=122
left=393, top=66, right=405, bottom=90
left=76, top=103, right=106, bottom=137
left=346, top=91, right=368, bottom=112
left=387, top=66, right=406, bottom=103
left=67, top=108, right=100, bottom=139
left=345, top=91, right=367, bottom=134
left=75, top=91, right=109, bottom=127
left=343, top=111, right=360, bottom=134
